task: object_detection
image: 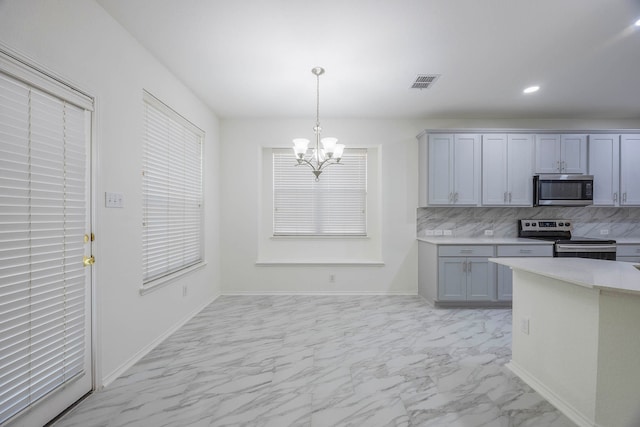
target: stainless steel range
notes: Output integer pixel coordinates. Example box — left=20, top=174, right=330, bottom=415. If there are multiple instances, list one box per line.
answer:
left=518, top=219, right=616, bottom=260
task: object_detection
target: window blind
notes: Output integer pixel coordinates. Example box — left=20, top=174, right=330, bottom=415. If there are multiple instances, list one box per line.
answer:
left=0, top=72, right=87, bottom=424
left=273, top=148, right=367, bottom=236
left=142, top=92, right=203, bottom=284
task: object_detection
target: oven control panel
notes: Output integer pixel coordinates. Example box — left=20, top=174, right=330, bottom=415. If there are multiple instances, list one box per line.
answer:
left=519, top=219, right=572, bottom=232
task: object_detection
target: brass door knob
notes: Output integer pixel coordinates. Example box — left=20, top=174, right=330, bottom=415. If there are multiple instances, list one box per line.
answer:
left=83, top=256, right=95, bottom=267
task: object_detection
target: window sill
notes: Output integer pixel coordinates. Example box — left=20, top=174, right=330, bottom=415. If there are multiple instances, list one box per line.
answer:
left=270, top=235, right=369, bottom=240
left=139, top=261, right=207, bottom=296
left=255, top=259, right=384, bottom=267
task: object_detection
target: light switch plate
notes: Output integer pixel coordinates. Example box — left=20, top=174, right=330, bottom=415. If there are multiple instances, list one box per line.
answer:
left=105, top=192, right=124, bottom=208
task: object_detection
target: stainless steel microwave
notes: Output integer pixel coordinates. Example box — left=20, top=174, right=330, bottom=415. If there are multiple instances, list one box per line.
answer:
left=533, top=174, right=594, bottom=206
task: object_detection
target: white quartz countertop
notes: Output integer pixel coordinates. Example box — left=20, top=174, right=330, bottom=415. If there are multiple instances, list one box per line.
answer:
left=615, top=238, right=640, bottom=244
left=490, top=257, right=640, bottom=296
left=417, top=237, right=554, bottom=245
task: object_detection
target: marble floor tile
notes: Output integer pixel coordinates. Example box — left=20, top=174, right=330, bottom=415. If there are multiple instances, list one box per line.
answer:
left=53, top=296, right=576, bottom=427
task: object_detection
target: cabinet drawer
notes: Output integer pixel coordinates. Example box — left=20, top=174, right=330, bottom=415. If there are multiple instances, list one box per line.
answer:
left=439, top=245, right=494, bottom=257
left=617, top=245, right=640, bottom=257
left=497, top=245, right=553, bottom=257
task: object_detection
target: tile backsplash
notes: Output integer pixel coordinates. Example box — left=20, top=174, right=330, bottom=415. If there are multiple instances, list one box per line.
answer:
left=417, top=206, right=640, bottom=238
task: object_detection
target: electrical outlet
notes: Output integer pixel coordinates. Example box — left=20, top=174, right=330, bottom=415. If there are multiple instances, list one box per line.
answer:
left=434, top=229, right=443, bottom=236
left=600, top=229, right=609, bottom=235
left=520, top=318, right=530, bottom=335
left=425, top=230, right=435, bottom=236
left=443, top=230, right=452, bottom=236
left=182, top=285, right=187, bottom=297
left=329, top=274, right=336, bottom=283
left=484, top=230, right=494, bottom=236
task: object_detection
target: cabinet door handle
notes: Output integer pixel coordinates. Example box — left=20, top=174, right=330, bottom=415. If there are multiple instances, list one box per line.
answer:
left=449, top=192, right=453, bottom=203
left=614, top=192, right=618, bottom=202
left=556, top=160, right=561, bottom=172
left=454, top=192, right=459, bottom=202
left=504, top=192, right=507, bottom=202
left=467, top=261, right=471, bottom=272
left=519, top=249, right=532, bottom=254
left=461, top=261, right=466, bottom=272
left=508, top=192, right=512, bottom=203
left=623, top=192, right=627, bottom=203
left=460, top=249, right=473, bottom=254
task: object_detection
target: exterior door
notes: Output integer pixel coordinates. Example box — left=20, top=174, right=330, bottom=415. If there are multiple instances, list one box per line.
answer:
left=0, top=56, right=93, bottom=426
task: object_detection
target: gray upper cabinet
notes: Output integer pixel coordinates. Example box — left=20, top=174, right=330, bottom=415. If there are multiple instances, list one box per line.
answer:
left=588, top=134, right=640, bottom=206
left=419, top=129, right=637, bottom=208
left=588, top=134, right=620, bottom=206
left=427, top=133, right=481, bottom=206
left=620, top=135, right=640, bottom=206
left=482, top=134, right=533, bottom=206
left=534, top=134, right=587, bottom=174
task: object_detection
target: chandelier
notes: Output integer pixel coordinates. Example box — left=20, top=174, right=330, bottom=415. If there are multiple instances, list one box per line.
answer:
left=292, top=67, right=344, bottom=180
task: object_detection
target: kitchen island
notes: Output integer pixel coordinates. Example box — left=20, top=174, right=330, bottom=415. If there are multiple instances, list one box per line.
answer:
left=490, top=257, right=640, bottom=427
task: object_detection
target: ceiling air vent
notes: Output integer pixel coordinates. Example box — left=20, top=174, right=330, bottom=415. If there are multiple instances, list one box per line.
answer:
left=411, top=74, right=440, bottom=89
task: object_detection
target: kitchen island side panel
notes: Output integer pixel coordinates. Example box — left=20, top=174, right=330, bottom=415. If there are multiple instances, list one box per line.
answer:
left=595, top=291, right=640, bottom=427
left=509, top=269, right=599, bottom=426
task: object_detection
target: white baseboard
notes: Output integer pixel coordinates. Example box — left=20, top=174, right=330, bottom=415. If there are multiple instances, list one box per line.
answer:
left=506, top=361, right=598, bottom=427
left=101, top=294, right=219, bottom=387
left=221, top=291, right=417, bottom=296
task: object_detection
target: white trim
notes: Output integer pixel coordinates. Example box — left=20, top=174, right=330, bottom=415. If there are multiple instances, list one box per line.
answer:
left=222, top=291, right=416, bottom=296
left=139, top=262, right=208, bottom=295
left=270, top=235, right=371, bottom=240
left=142, top=90, right=203, bottom=135
left=0, top=42, right=93, bottom=110
left=255, top=260, right=384, bottom=266
left=101, top=294, right=219, bottom=387
left=506, top=361, right=597, bottom=427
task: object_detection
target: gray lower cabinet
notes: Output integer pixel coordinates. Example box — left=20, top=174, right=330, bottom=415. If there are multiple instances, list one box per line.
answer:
left=617, top=244, right=640, bottom=263
left=496, top=245, right=554, bottom=300
left=418, top=241, right=553, bottom=306
left=436, top=245, right=496, bottom=303
left=438, top=257, right=495, bottom=301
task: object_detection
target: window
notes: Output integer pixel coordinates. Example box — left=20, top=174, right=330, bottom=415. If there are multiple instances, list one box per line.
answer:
left=273, top=148, right=367, bottom=236
left=142, top=91, right=203, bottom=285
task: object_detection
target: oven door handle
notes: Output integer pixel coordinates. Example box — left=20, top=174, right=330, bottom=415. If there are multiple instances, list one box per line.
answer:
left=555, top=244, right=616, bottom=252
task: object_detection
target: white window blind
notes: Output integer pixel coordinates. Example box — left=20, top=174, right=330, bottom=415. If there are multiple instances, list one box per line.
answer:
left=0, top=72, right=87, bottom=423
left=273, top=148, right=367, bottom=236
left=142, top=92, right=203, bottom=285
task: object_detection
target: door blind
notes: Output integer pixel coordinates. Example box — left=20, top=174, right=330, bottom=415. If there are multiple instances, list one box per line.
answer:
left=0, top=72, right=87, bottom=423
left=142, top=92, right=203, bottom=284
left=273, top=148, right=367, bottom=236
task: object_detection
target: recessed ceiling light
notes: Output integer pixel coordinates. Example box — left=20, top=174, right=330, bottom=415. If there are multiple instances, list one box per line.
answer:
left=635, top=18, right=640, bottom=26
left=523, top=85, right=540, bottom=94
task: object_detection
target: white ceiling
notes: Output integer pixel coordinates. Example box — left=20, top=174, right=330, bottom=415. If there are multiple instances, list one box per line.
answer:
left=97, top=0, right=640, bottom=120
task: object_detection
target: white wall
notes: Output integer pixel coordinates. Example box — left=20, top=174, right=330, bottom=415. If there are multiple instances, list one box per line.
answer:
left=220, top=117, right=640, bottom=295
left=0, top=1, right=221, bottom=385
left=220, top=119, right=419, bottom=294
